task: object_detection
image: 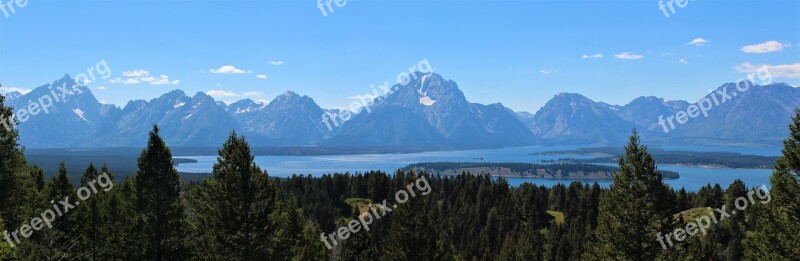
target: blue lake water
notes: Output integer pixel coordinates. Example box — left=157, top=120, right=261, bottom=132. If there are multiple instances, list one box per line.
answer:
left=174, top=145, right=777, bottom=191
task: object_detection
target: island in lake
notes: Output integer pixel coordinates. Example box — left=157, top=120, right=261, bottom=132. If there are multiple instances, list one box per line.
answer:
left=404, top=162, right=680, bottom=179
left=532, top=147, right=778, bottom=169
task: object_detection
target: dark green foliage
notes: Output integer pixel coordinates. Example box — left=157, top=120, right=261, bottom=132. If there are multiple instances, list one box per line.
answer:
left=190, top=131, right=277, bottom=259
left=744, top=109, right=800, bottom=259
left=0, top=94, right=30, bottom=233
left=134, top=125, right=189, bottom=260
left=585, top=130, right=677, bottom=260
left=382, top=173, right=440, bottom=260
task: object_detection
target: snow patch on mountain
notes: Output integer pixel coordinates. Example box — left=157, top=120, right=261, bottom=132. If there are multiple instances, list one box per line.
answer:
left=73, top=108, right=88, bottom=122
left=417, top=74, right=436, bottom=106
left=420, top=96, right=436, bottom=106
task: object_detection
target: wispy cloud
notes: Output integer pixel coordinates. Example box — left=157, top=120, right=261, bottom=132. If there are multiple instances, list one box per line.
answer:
left=735, top=62, right=800, bottom=78
left=111, top=70, right=179, bottom=85
left=615, top=52, right=643, bottom=60
left=269, top=60, right=283, bottom=65
left=581, top=53, right=603, bottom=59
left=146, top=75, right=180, bottom=85
left=741, top=41, right=790, bottom=54
left=243, top=91, right=263, bottom=96
left=109, top=78, right=141, bottom=84
left=122, top=69, right=150, bottom=77
left=678, top=58, right=688, bottom=64
left=96, top=86, right=107, bottom=90
left=207, top=90, right=241, bottom=97
left=0, top=86, right=31, bottom=94
left=539, top=69, right=556, bottom=75
left=210, top=65, right=249, bottom=74
left=687, top=38, right=709, bottom=46
left=256, top=74, right=268, bottom=79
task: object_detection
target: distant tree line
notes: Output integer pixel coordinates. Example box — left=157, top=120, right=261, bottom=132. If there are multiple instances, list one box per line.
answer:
left=404, top=162, right=680, bottom=179
left=549, top=148, right=779, bottom=169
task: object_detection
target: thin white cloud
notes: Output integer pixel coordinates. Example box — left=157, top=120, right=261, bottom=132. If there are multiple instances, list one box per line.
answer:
left=687, top=38, right=709, bottom=46
left=256, top=74, right=268, bottom=79
left=149, top=75, right=180, bottom=85
left=741, top=41, right=790, bottom=54
left=735, top=62, right=800, bottom=78
left=96, top=86, right=107, bottom=90
left=615, top=52, right=643, bottom=60
left=0, top=86, right=31, bottom=94
left=581, top=53, right=603, bottom=59
left=243, top=91, right=263, bottom=96
left=210, top=65, right=248, bottom=74
left=270, top=60, right=283, bottom=65
left=112, top=70, right=179, bottom=85
left=678, top=58, right=688, bottom=64
left=122, top=69, right=150, bottom=77
left=121, top=78, right=141, bottom=84
left=207, top=90, right=241, bottom=97
left=539, top=69, right=555, bottom=75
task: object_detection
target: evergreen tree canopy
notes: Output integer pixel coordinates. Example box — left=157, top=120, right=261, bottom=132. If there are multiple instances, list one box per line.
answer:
left=744, top=109, right=800, bottom=259
left=134, top=124, right=188, bottom=260
left=586, top=130, right=676, bottom=260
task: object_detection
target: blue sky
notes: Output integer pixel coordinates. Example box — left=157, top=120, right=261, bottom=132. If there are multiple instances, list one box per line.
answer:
left=1, top=0, right=798, bottom=113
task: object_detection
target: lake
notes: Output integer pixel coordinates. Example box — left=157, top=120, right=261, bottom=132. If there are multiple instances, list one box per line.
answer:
left=174, top=145, right=779, bottom=191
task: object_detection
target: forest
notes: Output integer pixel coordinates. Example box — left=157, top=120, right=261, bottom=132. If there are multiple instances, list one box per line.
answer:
left=1, top=98, right=799, bottom=260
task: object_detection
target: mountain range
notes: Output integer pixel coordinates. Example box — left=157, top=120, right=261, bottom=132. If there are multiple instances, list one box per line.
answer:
left=3, top=74, right=798, bottom=149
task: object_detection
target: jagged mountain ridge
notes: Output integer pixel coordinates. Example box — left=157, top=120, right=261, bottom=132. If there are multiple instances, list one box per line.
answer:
left=2, top=74, right=799, bottom=148
left=327, top=73, right=538, bottom=147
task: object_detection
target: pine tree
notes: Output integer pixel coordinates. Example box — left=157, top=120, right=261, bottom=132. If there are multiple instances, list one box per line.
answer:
left=271, top=199, right=304, bottom=260
left=722, top=179, right=747, bottom=260
left=340, top=204, right=379, bottom=260
left=0, top=93, right=29, bottom=231
left=75, top=163, right=103, bottom=260
left=111, top=177, right=139, bottom=259
left=292, top=223, right=331, bottom=261
left=96, top=165, right=132, bottom=260
left=134, top=125, right=188, bottom=260
left=38, top=163, right=78, bottom=260
left=190, top=131, right=277, bottom=259
left=382, top=172, right=439, bottom=260
left=584, top=130, right=676, bottom=260
left=743, top=110, right=800, bottom=259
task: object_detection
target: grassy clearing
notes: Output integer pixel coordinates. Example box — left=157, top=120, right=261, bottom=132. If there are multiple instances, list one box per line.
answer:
left=547, top=210, right=565, bottom=225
